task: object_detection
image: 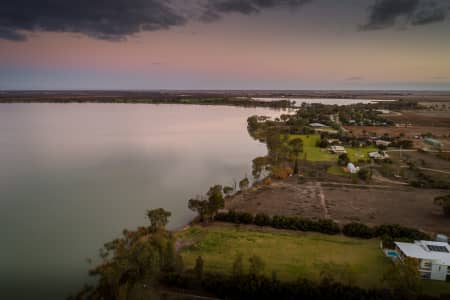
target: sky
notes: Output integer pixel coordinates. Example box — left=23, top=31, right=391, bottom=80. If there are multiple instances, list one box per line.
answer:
left=0, top=0, right=449, bottom=90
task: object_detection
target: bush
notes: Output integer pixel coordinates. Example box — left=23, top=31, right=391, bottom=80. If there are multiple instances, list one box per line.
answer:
left=357, top=168, right=372, bottom=181
left=237, top=212, right=254, bottom=224
left=254, top=213, right=272, bottom=226
left=342, top=223, right=374, bottom=239
left=374, top=224, right=430, bottom=241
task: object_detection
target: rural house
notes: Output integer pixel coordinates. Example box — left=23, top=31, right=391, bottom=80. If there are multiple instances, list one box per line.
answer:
left=328, top=145, right=346, bottom=154
left=394, top=240, right=450, bottom=281
left=375, top=140, right=391, bottom=147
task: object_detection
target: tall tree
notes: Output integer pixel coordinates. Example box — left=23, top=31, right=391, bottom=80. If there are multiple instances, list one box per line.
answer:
left=146, top=208, right=171, bottom=232
left=382, top=257, right=422, bottom=300
left=188, top=197, right=209, bottom=221
left=207, top=185, right=224, bottom=218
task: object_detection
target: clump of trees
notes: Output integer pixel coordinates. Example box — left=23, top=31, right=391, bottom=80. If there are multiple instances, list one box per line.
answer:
left=71, top=208, right=182, bottom=300
left=434, top=194, right=450, bottom=218
left=410, top=172, right=450, bottom=189
left=188, top=185, right=225, bottom=222
left=382, top=257, right=423, bottom=300
left=357, top=168, right=372, bottom=181
left=338, top=153, right=350, bottom=166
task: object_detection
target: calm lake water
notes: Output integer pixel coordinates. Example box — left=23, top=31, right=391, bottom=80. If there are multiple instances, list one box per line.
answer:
left=0, top=104, right=284, bottom=300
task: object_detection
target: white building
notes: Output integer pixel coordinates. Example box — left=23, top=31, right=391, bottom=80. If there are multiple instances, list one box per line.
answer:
left=369, top=151, right=389, bottom=160
left=309, top=122, right=327, bottom=128
left=375, top=140, right=391, bottom=147
left=347, top=163, right=359, bottom=174
left=394, top=240, right=450, bottom=281
left=329, top=145, right=347, bottom=154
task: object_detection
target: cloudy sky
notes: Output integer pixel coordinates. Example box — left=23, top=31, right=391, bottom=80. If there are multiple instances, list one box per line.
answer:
left=0, top=0, right=449, bottom=90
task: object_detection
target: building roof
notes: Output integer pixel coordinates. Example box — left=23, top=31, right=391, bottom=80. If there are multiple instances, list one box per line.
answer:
left=375, top=140, right=391, bottom=146
left=347, top=163, right=359, bottom=174
left=309, top=123, right=327, bottom=127
left=395, top=240, right=450, bottom=265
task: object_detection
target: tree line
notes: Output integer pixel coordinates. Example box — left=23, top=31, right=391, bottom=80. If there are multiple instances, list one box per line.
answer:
left=214, top=211, right=431, bottom=242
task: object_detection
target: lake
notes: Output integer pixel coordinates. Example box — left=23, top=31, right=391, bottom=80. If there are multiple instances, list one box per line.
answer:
left=0, top=103, right=284, bottom=300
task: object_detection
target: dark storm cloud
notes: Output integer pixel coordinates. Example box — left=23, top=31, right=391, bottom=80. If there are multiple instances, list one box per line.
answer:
left=361, top=0, right=448, bottom=30
left=1, top=0, right=448, bottom=42
left=0, top=0, right=187, bottom=41
left=200, top=0, right=312, bottom=22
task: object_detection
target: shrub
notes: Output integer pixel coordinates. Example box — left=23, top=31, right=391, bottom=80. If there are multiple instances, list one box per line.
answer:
left=254, top=213, right=272, bottom=227
left=342, top=223, right=374, bottom=239
left=374, top=224, right=430, bottom=241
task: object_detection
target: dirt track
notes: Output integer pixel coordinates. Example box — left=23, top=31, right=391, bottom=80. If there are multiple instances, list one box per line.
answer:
left=225, top=179, right=450, bottom=235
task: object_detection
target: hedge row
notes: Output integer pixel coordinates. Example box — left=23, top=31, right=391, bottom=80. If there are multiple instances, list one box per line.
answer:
left=162, top=272, right=441, bottom=300
left=215, top=211, right=339, bottom=235
left=215, top=211, right=431, bottom=241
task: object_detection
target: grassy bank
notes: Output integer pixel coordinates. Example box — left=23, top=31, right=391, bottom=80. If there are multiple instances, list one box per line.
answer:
left=177, top=225, right=389, bottom=288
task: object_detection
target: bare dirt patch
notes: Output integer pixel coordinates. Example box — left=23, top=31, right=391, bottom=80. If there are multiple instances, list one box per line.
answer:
left=225, top=180, right=327, bottom=219
left=324, top=186, right=450, bottom=234
left=385, top=111, right=450, bottom=128
left=226, top=179, right=450, bottom=235
left=345, top=125, right=450, bottom=139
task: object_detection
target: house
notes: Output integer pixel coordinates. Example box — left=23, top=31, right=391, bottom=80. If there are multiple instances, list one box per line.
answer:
left=369, top=151, right=389, bottom=160
left=347, top=162, right=359, bottom=174
left=375, top=140, right=391, bottom=147
left=329, top=145, right=347, bottom=154
left=309, top=122, right=327, bottom=128
left=326, top=139, right=341, bottom=145
left=394, top=240, right=450, bottom=281
left=424, top=138, right=443, bottom=150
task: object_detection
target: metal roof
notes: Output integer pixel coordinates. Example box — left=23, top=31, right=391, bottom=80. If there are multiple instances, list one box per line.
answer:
left=395, top=240, right=450, bottom=265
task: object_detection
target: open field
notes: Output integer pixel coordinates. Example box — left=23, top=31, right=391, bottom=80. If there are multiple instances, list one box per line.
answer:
left=346, top=146, right=378, bottom=162
left=345, top=125, right=450, bottom=140
left=323, top=185, right=450, bottom=234
left=177, top=225, right=450, bottom=296
left=287, top=134, right=378, bottom=162
left=385, top=111, right=450, bottom=128
left=226, top=181, right=326, bottom=218
left=287, top=134, right=336, bottom=161
left=225, top=179, right=450, bottom=235
left=177, top=225, right=390, bottom=287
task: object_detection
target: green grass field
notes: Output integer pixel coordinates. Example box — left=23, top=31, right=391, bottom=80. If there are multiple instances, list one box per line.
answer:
left=287, top=134, right=336, bottom=162
left=286, top=134, right=377, bottom=164
left=177, top=226, right=450, bottom=296
left=346, top=147, right=378, bottom=163
left=177, top=225, right=389, bottom=288
left=327, top=165, right=348, bottom=176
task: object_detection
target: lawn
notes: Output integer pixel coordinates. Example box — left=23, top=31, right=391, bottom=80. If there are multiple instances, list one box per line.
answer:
left=327, top=165, right=348, bottom=176
left=346, top=146, right=378, bottom=163
left=287, top=134, right=336, bottom=162
left=286, top=134, right=377, bottom=163
left=177, top=225, right=390, bottom=288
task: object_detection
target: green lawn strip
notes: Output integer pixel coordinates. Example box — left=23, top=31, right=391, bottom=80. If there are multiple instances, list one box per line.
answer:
left=286, top=134, right=377, bottom=163
left=286, top=134, right=336, bottom=162
left=177, top=225, right=390, bottom=288
left=327, top=165, right=348, bottom=176
left=346, top=147, right=378, bottom=163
